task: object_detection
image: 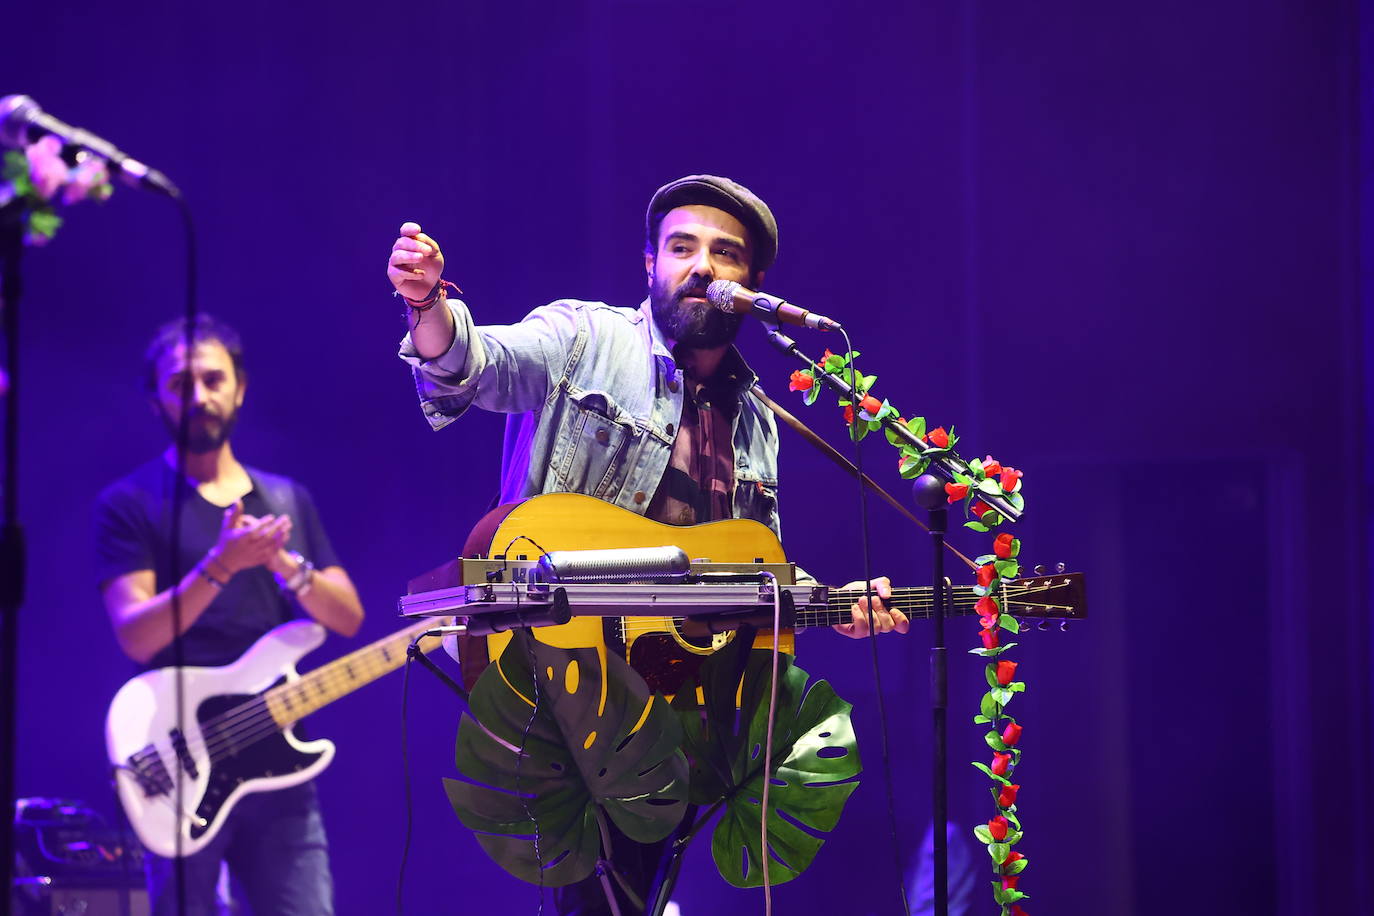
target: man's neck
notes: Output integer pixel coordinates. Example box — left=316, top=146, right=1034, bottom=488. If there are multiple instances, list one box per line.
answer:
left=676, top=344, right=731, bottom=383
left=161, top=443, right=245, bottom=488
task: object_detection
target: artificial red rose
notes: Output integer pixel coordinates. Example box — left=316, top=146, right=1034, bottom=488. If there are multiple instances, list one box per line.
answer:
left=993, top=532, right=1016, bottom=558
left=788, top=370, right=814, bottom=392
left=843, top=405, right=854, bottom=424
left=979, top=627, right=999, bottom=650
left=859, top=394, right=882, bottom=415
left=945, top=482, right=969, bottom=503
left=996, top=660, right=1018, bottom=685
left=1010, top=907, right=1029, bottom=916
left=988, top=815, right=1009, bottom=841
left=897, top=417, right=907, bottom=425
left=975, top=595, right=999, bottom=618
left=970, top=500, right=992, bottom=519
left=1000, top=467, right=1023, bottom=492
left=977, top=564, right=996, bottom=587
left=928, top=426, right=949, bottom=448
left=1002, top=875, right=1020, bottom=890
left=997, top=783, right=1020, bottom=807
left=979, top=613, right=999, bottom=630
left=982, top=456, right=1002, bottom=477
left=1002, top=722, right=1023, bottom=746
left=820, top=349, right=836, bottom=365
left=990, top=751, right=1012, bottom=776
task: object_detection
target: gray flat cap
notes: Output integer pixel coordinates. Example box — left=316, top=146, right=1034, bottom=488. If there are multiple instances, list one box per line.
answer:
left=645, top=174, right=778, bottom=272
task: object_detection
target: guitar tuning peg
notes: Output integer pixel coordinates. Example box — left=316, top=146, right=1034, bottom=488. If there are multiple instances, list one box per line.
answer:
left=1059, top=620, right=1070, bottom=632
left=1037, top=619, right=1050, bottom=631
left=1033, top=564, right=1046, bottom=575
left=1055, top=562, right=1066, bottom=574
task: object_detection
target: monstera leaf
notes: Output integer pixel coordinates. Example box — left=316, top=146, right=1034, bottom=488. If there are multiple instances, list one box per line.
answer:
left=444, top=630, right=690, bottom=887
left=671, top=634, right=862, bottom=888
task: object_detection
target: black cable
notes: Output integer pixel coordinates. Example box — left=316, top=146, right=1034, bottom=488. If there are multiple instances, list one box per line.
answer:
left=396, top=653, right=416, bottom=915
left=166, top=188, right=195, bottom=916
left=837, top=328, right=911, bottom=916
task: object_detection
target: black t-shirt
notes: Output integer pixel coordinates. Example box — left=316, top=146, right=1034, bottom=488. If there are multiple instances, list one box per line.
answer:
left=93, top=458, right=341, bottom=671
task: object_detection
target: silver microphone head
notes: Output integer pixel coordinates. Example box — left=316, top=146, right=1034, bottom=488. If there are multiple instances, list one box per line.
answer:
left=706, top=279, right=742, bottom=313
left=0, top=95, right=40, bottom=149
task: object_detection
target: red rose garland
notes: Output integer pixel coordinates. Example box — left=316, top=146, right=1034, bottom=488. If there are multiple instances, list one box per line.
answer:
left=787, top=350, right=1031, bottom=915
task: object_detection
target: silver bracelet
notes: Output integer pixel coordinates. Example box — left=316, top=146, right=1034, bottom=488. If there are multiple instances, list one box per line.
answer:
left=279, top=551, right=315, bottom=597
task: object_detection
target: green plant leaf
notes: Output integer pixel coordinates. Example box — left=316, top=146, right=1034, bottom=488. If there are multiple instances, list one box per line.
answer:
left=973, top=714, right=991, bottom=724
left=973, top=825, right=994, bottom=844
left=994, top=560, right=1019, bottom=579
left=984, top=731, right=1009, bottom=752
left=1006, top=830, right=1022, bottom=844
left=970, top=762, right=1010, bottom=785
left=671, top=639, right=862, bottom=889
left=974, top=554, right=996, bottom=566
left=443, top=630, right=690, bottom=888
left=988, top=842, right=1010, bottom=865
left=1005, top=856, right=1028, bottom=875
left=979, top=693, right=1000, bottom=721
left=906, top=416, right=926, bottom=439
left=1000, top=615, right=1020, bottom=635
left=984, top=666, right=1000, bottom=689
left=1010, top=682, right=1026, bottom=693
left=803, top=383, right=821, bottom=406
left=991, top=688, right=1014, bottom=706
left=964, top=521, right=990, bottom=532
left=1003, top=889, right=1027, bottom=903
left=978, top=479, right=1002, bottom=497
left=1008, top=492, right=1024, bottom=511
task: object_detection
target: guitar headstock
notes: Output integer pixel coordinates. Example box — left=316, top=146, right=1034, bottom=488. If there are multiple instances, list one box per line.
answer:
left=1001, top=570, right=1087, bottom=627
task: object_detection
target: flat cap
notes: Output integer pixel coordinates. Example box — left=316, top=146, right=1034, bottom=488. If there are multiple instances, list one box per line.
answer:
left=645, top=174, right=778, bottom=272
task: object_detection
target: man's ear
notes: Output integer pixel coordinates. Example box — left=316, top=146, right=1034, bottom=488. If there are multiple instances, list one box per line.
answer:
left=235, top=378, right=247, bottom=409
left=644, top=252, right=655, bottom=284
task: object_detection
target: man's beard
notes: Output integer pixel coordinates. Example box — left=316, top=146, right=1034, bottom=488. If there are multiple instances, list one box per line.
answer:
left=649, top=270, right=742, bottom=349
left=159, top=405, right=238, bottom=454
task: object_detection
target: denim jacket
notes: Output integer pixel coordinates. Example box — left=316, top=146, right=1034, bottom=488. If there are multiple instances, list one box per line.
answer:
left=399, top=297, right=784, bottom=537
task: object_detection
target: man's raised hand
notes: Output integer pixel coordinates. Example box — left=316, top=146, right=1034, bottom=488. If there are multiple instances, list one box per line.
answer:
left=388, top=222, right=445, bottom=301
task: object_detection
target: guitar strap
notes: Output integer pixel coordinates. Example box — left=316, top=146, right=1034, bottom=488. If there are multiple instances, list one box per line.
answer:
left=748, top=385, right=978, bottom=572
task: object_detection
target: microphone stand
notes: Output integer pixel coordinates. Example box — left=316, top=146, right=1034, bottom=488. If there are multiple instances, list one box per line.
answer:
left=1, top=198, right=28, bottom=915
left=912, top=475, right=950, bottom=916
left=760, top=326, right=1014, bottom=916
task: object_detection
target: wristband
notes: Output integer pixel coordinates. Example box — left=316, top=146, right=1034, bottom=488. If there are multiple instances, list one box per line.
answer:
left=394, top=278, right=462, bottom=311
left=279, top=550, right=315, bottom=597
left=196, top=563, right=227, bottom=590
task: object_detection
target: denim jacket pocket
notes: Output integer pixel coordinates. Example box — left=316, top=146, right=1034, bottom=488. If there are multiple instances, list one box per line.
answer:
left=546, top=385, right=638, bottom=501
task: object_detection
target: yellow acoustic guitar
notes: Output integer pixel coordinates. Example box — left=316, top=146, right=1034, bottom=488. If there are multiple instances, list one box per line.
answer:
left=403, top=493, right=1086, bottom=696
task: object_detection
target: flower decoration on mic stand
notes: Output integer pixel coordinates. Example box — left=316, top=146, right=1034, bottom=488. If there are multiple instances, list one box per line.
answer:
left=0, top=134, right=112, bottom=247
left=786, top=349, right=1032, bottom=915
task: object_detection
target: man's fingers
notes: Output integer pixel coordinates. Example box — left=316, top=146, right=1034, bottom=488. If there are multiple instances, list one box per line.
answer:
left=400, top=221, right=423, bottom=237
left=224, top=500, right=243, bottom=529
left=392, top=237, right=434, bottom=256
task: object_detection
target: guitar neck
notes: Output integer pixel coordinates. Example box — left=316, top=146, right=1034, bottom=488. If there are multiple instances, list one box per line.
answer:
left=263, top=619, right=445, bottom=728
left=792, top=585, right=979, bottom=629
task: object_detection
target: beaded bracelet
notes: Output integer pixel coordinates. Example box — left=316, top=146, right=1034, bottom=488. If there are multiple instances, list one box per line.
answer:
left=395, top=278, right=462, bottom=312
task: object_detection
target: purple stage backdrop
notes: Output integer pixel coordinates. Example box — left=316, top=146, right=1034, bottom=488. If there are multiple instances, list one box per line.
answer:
left=3, top=1, right=1370, bottom=914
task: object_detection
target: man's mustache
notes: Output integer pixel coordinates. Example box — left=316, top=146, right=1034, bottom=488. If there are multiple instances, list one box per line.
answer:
left=673, top=279, right=710, bottom=302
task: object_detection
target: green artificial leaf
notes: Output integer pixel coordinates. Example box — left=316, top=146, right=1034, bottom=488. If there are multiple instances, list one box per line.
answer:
left=979, top=693, right=1000, bottom=721
left=823, top=353, right=846, bottom=373
left=992, top=687, right=1014, bottom=706
left=803, top=382, right=822, bottom=406
left=978, top=479, right=1003, bottom=497
left=1010, top=682, right=1026, bottom=693
left=973, top=825, right=994, bottom=844
left=968, top=458, right=984, bottom=478
left=671, top=638, right=862, bottom=889
left=993, top=884, right=1009, bottom=905
left=984, top=731, right=1009, bottom=752
left=973, top=714, right=991, bottom=724
left=983, top=512, right=1004, bottom=527
left=988, top=842, right=1010, bottom=865
left=1009, top=538, right=1021, bottom=558
left=861, top=373, right=878, bottom=391
left=1000, top=615, right=1020, bottom=635
left=964, top=521, right=990, bottom=533
left=906, top=416, right=926, bottom=439
left=27, top=207, right=60, bottom=240
left=884, top=426, right=905, bottom=447
left=1005, top=856, right=1028, bottom=875
left=1008, top=492, right=1024, bottom=511
left=994, top=560, right=1019, bottom=579
left=974, top=554, right=997, bottom=566
left=1007, top=830, right=1023, bottom=845
left=970, top=762, right=1010, bottom=785
left=984, top=666, right=1000, bottom=689
left=847, top=421, right=871, bottom=442
left=1003, top=889, right=1027, bottom=903
left=444, top=630, right=690, bottom=888
left=2, top=150, right=28, bottom=183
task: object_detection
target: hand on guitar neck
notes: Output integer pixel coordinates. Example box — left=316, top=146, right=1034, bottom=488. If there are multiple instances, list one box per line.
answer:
left=832, top=576, right=908, bottom=638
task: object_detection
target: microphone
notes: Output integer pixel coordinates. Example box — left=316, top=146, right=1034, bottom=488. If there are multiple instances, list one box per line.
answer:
left=0, top=95, right=179, bottom=197
left=706, top=280, right=842, bottom=331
